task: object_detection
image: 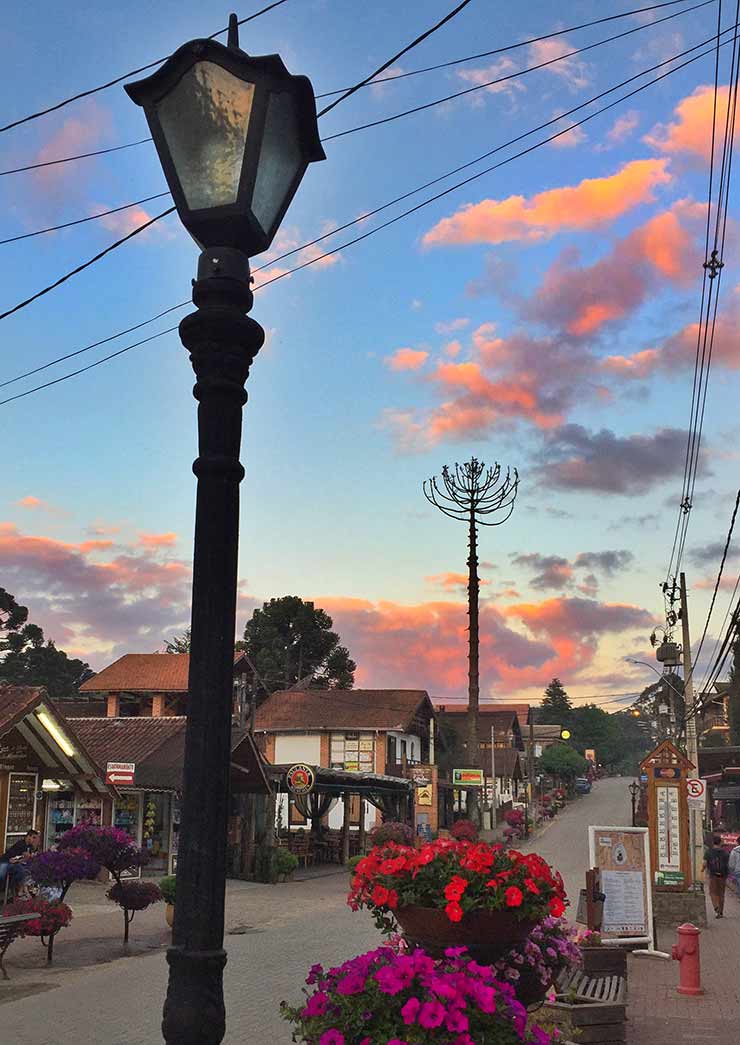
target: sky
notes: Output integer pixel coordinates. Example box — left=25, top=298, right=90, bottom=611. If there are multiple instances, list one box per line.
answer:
left=2, top=0, right=740, bottom=708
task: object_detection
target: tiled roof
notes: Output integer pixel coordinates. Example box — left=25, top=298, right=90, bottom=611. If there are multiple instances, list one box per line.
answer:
left=532, top=724, right=563, bottom=739
left=67, top=716, right=187, bottom=766
left=79, top=654, right=190, bottom=693
left=483, top=746, right=522, bottom=778
left=254, top=689, right=432, bottom=733
left=0, top=684, right=45, bottom=736
left=433, top=701, right=530, bottom=725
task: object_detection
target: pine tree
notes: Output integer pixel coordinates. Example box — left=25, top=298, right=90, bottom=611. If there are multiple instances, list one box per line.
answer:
left=538, top=677, right=573, bottom=726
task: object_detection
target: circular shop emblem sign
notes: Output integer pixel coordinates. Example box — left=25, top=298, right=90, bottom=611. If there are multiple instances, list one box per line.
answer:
left=287, top=763, right=315, bottom=795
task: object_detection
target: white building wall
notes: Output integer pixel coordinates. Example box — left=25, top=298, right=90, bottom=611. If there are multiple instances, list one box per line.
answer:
left=386, top=731, right=423, bottom=763
left=274, top=734, right=321, bottom=764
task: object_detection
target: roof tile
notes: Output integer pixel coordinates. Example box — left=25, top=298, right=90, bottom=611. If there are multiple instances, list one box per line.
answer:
left=79, top=654, right=190, bottom=693
left=254, top=689, right=431, bottom=733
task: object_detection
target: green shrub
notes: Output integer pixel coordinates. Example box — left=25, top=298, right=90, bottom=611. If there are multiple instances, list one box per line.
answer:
left=276, top=848, right=299, bottom=876
left=159, top=875, right=176, bottom=905
left=347, top=855, right=362, bottom=876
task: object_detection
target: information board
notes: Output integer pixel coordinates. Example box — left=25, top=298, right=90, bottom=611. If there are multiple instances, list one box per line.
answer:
left=588, top=826, right=652, bottom=946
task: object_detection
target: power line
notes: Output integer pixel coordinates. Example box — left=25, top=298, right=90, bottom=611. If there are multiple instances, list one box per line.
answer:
left=314, top=0, right=714, bottom=99
left=0, top=193, right=170, bottom=245
left=1, top=26, right=733, bottom=394
left=0, top=206, right=176, bottom=323
left=664, top=0, right=740, bottom=591
left=322, top=0, right=715, bottom=142
left=2, top=0, right=710, bottom=183
left=0, top=0, right=294, bottom=135
left=316, top=0, right=476, bottom=118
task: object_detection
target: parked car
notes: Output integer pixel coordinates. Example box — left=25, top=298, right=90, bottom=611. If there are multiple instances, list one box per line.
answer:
left=575, top=777, right=592, bottom=794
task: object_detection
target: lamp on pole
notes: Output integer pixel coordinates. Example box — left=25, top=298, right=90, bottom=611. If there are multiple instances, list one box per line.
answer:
left=125, top=18, right=324, bottom=1045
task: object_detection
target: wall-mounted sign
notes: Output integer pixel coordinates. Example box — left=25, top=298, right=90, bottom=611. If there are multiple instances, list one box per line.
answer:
left=588, top=826, right=652, bottom=946
left=453, top=768, right=484, bottom=787
left=106, top=762, right=135, bottom=786
left=286, top=763, right=315, bottom=795
left=584, top=749, right=596, bottom=763
left=416, top=784, right=433, bottom=806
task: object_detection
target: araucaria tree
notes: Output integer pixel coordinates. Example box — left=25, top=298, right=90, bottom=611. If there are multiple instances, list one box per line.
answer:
left=424, top=458, right=518, bottom=820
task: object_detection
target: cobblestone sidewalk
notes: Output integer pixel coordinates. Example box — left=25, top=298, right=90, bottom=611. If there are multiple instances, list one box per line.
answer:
left=628, top=884, right=739, bottom=1044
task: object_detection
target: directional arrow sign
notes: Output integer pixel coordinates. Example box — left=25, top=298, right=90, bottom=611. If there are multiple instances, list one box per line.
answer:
left=106, top=761, right=135, bottom=786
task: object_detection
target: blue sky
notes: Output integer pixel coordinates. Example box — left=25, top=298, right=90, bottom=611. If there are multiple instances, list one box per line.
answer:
left=2, top=0, right=739, bottom=705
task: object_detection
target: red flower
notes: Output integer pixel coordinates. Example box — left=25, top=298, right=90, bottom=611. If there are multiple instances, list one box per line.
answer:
left=444, top=875, right=469, bottom=902
left=445, top=900, right=464, bottom=922
left=549, top=897, right=566, bottom=917
left=504, top=886, right=524, bottom=908
left=371, top=885, right=390, bottom=906
left=524, top=878, right=540, bottom=895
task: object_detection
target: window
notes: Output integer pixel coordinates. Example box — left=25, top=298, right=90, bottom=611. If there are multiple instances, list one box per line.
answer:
left=387, top=735, right=397, bottom=764
left=330, top=733, right=374, bottom=771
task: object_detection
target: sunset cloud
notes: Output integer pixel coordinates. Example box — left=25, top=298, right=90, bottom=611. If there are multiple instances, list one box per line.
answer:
left=536, top=425, right=694, bottom=494
left=455, top=57, right=527, bottom=104
left=385, top=347, right=430, bottom=371
left=426, top=572, right=490, bottom=591
left=0, top=522, right=191, bottom=662
left=137, top=532, right=178, bottom=548
left=528, top=39, right=590, bottom=90
left=645, top=84, right=736, bottom=161
left=510, top=554, right=573, bottom=591
left=422, top=159, right=671, bottom=247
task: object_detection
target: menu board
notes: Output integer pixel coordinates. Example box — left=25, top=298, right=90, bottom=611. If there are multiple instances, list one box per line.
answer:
left=5, top=773, right=37, bottom=836
left=656, top=785, right=681, bottom=872
left=589, top=826, right=652, bottom=944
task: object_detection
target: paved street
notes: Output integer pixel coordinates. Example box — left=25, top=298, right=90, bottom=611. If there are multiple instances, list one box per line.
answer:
left=6, top=780, right=732, bottom=1045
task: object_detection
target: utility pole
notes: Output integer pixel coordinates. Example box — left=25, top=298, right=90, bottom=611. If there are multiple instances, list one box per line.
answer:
left=527, top=712, right=535, bottom=836
left=490, top=722, right=497, bottom=827
left=680, top=572, right=703, bottom=887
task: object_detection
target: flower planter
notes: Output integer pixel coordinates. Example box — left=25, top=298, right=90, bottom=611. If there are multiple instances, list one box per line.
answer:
left=512, top=966, right=554, bottom=1009
left=394, top=904, right=537, bottom=962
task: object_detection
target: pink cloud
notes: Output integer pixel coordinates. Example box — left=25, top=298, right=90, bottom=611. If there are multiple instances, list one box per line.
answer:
left=385, top=347, right=430, bottom=372
left=645, top=85, right=736, bottom=161
left=137, top=532, right=178, bottom=548
left=426, top=572, right=490, bottom=591
left=527, top=39, right=590, bottom=90
left=600, top=110, right=640, bottom=148
left=435, top=318, right=470, bottom=335
left=422, top=158, right=671, bottom=247
left=30, top=104, right=111, bottom=205
left=16, top=496, right=46, bottom=510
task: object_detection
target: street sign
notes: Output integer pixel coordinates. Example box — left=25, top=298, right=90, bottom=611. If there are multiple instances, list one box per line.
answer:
left=453, top=768, right=484, bottom=787
left=686, top=778, right=706, bottom=808
left=106, top=761, right=135, bottom=786
left=286, top=763, right=315, bottom=795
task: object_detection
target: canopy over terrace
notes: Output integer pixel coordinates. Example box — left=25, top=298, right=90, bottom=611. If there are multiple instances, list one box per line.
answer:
left=230, top=734, right=415, bottom=862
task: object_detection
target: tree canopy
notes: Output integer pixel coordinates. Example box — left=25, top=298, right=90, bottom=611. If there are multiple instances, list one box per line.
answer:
left=163, top=629, right=191, bottom=654
left=0, top=587, right=92, bottom=700
left=537, top=677, right=573, bottom=725
left=538, top=743, right=587, bottom=780
left=241, top=596, right=356, bottom=692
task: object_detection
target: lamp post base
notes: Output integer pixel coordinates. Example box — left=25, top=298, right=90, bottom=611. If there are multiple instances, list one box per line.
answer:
left=162, top=947, right=228, bottom=1045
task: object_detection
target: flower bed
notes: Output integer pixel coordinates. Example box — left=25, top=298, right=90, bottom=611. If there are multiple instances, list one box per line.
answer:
left=349, top=838, right=566, bottom=934
left=281, top=944, right=555, bottom=1044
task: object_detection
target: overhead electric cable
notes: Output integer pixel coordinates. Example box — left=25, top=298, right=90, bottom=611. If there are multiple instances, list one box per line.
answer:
left=0, top=193, right=170, bottom=245
left=316, top=0, right=476, bottom=118
left=314, top=0, right=713, bottom=98
left=2, top=25, right=734, bottom=388
left=322, top=1, right=715, bottom=142
left=0, top=207, right=176, bottom=323
left=0, top=0, right=293, bottom=135
left=2, top=0, right=711, bottom=182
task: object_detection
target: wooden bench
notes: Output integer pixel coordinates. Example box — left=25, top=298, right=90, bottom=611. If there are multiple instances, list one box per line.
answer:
left=0, top=913, right=36, bottom=980
left=542, top=968, right=627, bottom=1044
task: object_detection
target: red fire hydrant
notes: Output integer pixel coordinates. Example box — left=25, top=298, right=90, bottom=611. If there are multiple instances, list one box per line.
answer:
left=672, top=923, right=704, bottom=996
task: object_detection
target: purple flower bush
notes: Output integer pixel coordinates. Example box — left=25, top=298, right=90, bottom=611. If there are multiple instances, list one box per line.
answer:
left=281, top=944, right=555, bottom=1044
left=106, top=880, right=162, bottom=944
left=27, top=847, right=101, bottom=901
left=494, top=917, right=581, bottom=1003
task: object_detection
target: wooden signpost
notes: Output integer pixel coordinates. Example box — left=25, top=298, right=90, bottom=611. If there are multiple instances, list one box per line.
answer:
left=640, top=740, right=693, bottom=891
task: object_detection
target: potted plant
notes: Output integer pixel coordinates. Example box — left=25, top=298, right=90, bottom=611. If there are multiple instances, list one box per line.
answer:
left=450, top=818, right=479, bottom=842
left=281, top=944, right=556, bottom=1044
left=276, top=848, right=299, bottom=883
left=495, top=916, right=583, bottom=1008
left=349, top=838, right=566, bottom=962
left=159, top=875, right=176, bottom=928
left=106, top=880, right=162, bottom=944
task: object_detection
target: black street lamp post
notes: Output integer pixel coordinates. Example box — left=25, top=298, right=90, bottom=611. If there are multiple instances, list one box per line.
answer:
left=126, top=17, right=324, bottom=1045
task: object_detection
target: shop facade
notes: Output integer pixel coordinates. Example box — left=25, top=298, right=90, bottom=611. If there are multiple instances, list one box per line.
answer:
left=1, top=685, right=110, bottom=853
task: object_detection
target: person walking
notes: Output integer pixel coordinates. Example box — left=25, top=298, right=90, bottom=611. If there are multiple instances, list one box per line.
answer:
left=703, top=834, right=730, bottom=917
left=728, top=837, right=740, bottom=897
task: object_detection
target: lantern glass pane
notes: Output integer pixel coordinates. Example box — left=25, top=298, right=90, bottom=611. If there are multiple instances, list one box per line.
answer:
left=251, top=91, right=304, bottom=234
left=157, top=61, right=254, bottom=210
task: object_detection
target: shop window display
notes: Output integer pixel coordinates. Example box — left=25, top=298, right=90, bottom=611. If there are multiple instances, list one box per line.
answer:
left=142, top=793, right=171, bottom=874
left=47, top=790, right=75, bottom=845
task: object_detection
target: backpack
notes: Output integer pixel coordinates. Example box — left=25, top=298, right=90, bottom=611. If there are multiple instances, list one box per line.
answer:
left=707, top=848, right=728, bottom=877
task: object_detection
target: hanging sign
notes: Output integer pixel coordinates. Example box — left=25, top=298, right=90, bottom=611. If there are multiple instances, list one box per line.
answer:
left=106, top=762, right=135, bottom=786
left=286, top=763, right=315, bottom=795
left=588, top=826, right=652, bottom=945
left=453, top=768, right=484, bottom=787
